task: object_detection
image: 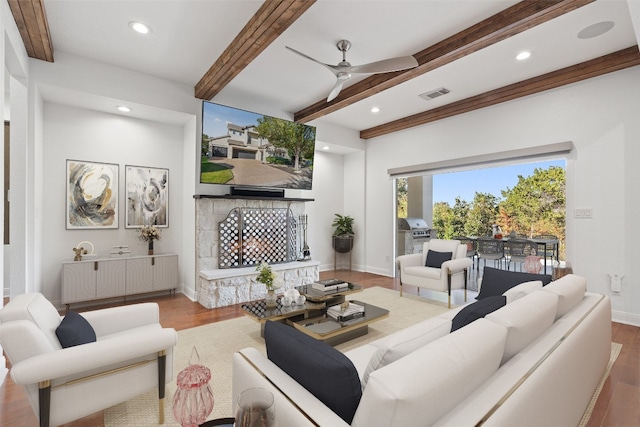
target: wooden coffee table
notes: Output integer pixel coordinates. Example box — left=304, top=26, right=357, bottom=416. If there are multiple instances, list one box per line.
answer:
left=241, top=283, right=389, bottom=345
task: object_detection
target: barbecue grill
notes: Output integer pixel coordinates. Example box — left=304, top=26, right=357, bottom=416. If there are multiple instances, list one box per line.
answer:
left=397, top=217, right=433, bottom=255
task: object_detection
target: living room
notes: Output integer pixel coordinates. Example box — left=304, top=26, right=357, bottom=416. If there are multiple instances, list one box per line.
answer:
left=1, top=1, right=639, bottom=426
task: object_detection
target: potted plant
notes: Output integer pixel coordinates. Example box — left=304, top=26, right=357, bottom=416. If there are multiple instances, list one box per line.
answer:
left=332, top=214, right=355, bottom=254
left=256, top=262, right=280, bottom=308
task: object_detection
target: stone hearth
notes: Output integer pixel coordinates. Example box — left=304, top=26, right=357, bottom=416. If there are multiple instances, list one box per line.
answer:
left=198, top=260, right=319, bottom=309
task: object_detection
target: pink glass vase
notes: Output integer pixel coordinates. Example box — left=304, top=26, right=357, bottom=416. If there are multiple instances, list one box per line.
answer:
left=173, top=346, right=214, bottom=427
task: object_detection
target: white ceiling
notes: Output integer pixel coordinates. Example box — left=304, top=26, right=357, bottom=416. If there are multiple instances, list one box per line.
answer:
left=41, top=0, right=639, bottom=136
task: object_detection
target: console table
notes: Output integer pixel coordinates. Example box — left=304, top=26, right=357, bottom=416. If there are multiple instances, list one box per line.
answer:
left=61, top=253, right=178, bottom=309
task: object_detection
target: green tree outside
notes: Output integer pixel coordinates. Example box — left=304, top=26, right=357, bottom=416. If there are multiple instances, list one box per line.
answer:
left=400, top=166, right=566, bottom=259
left=255, top=117, right=316, bottom=171
left=396, top=178, right=408, bottom=218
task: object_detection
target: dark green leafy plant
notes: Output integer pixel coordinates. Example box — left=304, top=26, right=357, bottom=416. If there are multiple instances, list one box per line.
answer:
left=332, top=214, right=355, bottom=236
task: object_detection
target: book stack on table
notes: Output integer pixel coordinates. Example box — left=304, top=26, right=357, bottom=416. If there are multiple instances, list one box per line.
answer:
left=327, top=302, right=365, bottom=322
left=311, top=278, right=349, bottom=292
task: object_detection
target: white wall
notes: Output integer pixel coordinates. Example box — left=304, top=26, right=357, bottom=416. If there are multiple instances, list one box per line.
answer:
left=303, top=149, right=345, bottom=271
left=41, top=104, right=186, bottom=305
left=364, top=67, right=640, bottom=325
left=1, top=0, right=31, bottom=385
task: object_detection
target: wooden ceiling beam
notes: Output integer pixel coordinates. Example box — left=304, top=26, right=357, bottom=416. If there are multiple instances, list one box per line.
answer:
left=360, top=47, right=640, bottom=140
left=294, top=0, right=593, bottom=123
left=7, top=0, right=54, bottom=62
left=195, top=0, right=315, bottom=100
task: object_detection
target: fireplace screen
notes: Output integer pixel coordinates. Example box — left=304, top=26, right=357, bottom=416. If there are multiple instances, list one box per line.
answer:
left=218, top=208, right=297, bottom=268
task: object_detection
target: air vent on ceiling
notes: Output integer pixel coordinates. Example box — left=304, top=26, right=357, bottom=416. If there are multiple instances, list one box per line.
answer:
left=419, top=87, right=450, bottom=101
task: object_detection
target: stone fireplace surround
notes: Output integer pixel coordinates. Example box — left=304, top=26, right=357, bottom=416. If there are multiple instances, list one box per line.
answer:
left=195, top=196, right=319, bottom=308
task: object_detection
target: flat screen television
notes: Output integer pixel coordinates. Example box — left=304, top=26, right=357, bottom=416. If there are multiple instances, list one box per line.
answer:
left=200, top=101, right=316, bottom=191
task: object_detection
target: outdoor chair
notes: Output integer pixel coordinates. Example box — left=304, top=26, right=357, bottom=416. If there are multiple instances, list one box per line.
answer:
left=533, top=234, right=559, bottom=272
left=505, top=239, right=537, bottom=271
left=453, top=236, right=477, bottom=271
left=477, top=237, right=505, bottom=270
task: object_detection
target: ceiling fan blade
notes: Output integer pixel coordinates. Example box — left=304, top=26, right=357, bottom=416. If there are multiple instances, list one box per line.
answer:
left=349, top=55, right=418, bottom=74
left=327, top=79, right=345, bottom=102
left=286, top=46, right=339, bottom=75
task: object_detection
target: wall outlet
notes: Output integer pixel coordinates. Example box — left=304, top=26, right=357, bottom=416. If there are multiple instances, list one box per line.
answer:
left=610, top=274, right=623, bottom=293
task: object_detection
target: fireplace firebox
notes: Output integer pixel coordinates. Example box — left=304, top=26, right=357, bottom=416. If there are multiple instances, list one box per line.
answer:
left=218, top=207, right=297, bottom=268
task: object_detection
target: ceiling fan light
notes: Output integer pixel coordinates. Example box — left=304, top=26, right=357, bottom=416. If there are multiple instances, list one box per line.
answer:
left=516, top=51, right=531, bottom=61
left=371, top=107, right=380, bottom=113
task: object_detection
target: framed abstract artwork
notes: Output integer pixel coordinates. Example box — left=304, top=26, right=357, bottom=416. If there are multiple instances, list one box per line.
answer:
left=66, top=160, right=119, bottom=229
left=125, top=165, right=169, bottom=228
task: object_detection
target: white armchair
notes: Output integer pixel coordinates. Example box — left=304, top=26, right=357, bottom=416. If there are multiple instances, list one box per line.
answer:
left=0, top=293, right=177, bottom=427
left=396, top=239, right=472, bottom=307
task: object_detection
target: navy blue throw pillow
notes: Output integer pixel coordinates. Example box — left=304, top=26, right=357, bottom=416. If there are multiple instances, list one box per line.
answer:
left=476, top=267, right=552, bottom=300
left=264, top=321, right=362, bottom=423
left=425, top=250, right=453, bottom=268
left=55, top=311, right=97, bottom=348
left=451, top=296, right=507, bottom=332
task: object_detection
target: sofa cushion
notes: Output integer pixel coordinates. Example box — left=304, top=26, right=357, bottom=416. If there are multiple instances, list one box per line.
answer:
left=451, top=295, right=506, bottom=332
left=55, top=311, right=97, bottom=348
left=541, top=274, right=586, bottom=319
left=264, top=321, right=361, bottom=423
left=477, top=267, right=552, bottom=300
left=425, top=250, right=453, bottom=268
left=502, top=280, right=543, bottom=303
left=485, top=290, right=558, bottom=364
left=362, top=316, right=451, bottom=385
left=353, top=319, right=508, bottom=427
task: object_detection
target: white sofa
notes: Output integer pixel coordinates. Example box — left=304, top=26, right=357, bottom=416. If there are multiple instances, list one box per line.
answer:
left=232, top=274, right=611, bottom=426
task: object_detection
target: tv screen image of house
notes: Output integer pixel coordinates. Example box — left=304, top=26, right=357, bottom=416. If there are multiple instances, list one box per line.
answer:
left=201, top=101, right=316, bottom=190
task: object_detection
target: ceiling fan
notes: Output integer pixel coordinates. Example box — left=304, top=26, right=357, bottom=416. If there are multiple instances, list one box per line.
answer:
left=286, top=40, right=419, bottom=102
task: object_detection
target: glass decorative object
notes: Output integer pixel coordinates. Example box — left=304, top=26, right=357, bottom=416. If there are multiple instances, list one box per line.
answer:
left=235, top=387, right=276, bottom=427
left=265, top=289, right=278, bottom=309
left=173, top=346, right=214, bottom=427
left=524, top=255, right=542, bottom=274
left=148, top=240, right=154, bottom=255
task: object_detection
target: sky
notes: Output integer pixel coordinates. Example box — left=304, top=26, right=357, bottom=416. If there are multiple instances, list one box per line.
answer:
left=202, top=101, right=263, bottom=137
left=432, top=159, right=565, bottom=206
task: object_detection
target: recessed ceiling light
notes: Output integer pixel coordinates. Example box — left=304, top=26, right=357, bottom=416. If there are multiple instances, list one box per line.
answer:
left=577, top=21, right=614, bottom=40
left=117, top=106, right=132, bottom=112
left=516, top=51, right=531, bottom=61
left=129, top=21, right=151, bottom=34
left=322, top=146, right=330, bottom=150
left=371, top=107, right=380, bottom=113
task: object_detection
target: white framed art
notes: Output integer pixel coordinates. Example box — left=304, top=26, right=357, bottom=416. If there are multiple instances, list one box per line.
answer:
left=125, top=165, right=169, bottom=228
left=66, top=159, right=119, bottom=229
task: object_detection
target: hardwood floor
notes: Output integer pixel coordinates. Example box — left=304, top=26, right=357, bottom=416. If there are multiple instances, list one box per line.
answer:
left=1, top=271, right=638, bottom=426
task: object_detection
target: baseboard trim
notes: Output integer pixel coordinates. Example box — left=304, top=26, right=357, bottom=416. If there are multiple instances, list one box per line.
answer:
left=611, top=309, right=640, bottom=327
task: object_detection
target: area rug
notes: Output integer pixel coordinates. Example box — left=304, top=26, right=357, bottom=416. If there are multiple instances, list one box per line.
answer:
left=104, top=287, right=450, bottom=426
